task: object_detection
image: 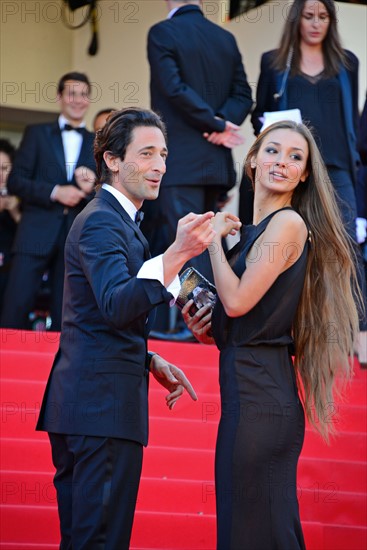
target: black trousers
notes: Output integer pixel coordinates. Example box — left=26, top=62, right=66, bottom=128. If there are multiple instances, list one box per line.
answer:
left=0, top=220, right=68, bottom=331
left=48, top=433, right=143, bottom=550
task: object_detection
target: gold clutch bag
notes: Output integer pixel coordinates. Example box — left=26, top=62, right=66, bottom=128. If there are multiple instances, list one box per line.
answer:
left=176, top=267, right=217, bottom=317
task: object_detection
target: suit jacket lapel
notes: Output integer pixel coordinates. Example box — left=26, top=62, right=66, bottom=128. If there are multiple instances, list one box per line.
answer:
left=49, top=121, right=67, bottom=180
left=97, top=188, right=151, bottom=259
left=76, top=130, right=93, bottom=167
left=338, top=66, right=359, bottom=183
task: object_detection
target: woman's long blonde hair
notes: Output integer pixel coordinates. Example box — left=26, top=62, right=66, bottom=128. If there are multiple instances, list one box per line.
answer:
left=245, top=120, right=361, bottom=441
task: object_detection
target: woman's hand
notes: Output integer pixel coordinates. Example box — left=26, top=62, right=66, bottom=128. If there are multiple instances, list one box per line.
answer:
left=182, top=300, right=215, bottom=345
left=211, top=211, right=241, bottom=239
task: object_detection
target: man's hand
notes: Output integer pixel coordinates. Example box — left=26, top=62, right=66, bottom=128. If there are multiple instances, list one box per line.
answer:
left=53, top=185, right=86, bottom=207
left=150, top=354, right=198, bottom=410
left=356, top=217, right=367, bottom=244
left=74, top=166, right=96, bottom=194
left=0, top=194, right=21, bottom=223
left=0, top=194, right=18, bottom=212
left=173, top=211, right=216, bottom=260
left=182, top=301, right=215, bottom=346
left=203, top=120, right=245, bottom=149
left=162, top=212, right=216, bottom=286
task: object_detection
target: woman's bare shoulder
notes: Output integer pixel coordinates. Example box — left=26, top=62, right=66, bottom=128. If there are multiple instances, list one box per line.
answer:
left=265, top=209, right=308, bottom=240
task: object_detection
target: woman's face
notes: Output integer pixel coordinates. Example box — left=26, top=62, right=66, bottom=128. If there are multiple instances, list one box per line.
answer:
left=0, top=151, right=12, bottom=189
left=251, top=128, right=309, bottom=196
left=299, top=1, right=330, bottom=47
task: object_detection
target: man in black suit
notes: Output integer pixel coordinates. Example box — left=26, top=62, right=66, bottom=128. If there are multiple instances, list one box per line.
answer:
left=1, top=72, right=96, bottom=331
left=146, top=0, right=253, bottom=338
left=36, top=107, right=216, bottom=548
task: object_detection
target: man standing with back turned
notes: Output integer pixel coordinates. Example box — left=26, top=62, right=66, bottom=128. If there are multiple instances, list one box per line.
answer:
left=37, top=107, right=218, bottom=549
left=147, top=0, right=253, bottom=339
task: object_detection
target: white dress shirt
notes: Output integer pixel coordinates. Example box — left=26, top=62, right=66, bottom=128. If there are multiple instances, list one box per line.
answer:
left=59, top=114, right=86, bottom=181
left=167, top=7, right=180, bottom=19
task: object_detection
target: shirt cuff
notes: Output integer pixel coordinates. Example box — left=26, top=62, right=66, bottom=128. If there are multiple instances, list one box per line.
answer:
left=50, top=185, right=59, bottom=201
left=137, top=254, right=180, bottom=306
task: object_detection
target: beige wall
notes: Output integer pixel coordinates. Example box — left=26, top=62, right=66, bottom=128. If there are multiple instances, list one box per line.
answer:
left=72, top=1, right=167, bottom=128
left=0, top=0, right=74, bottom=112
left=1, top=0, right=366, bottom=217
left=2, top=1, right=365, bottom=125
left=72, top=0, right=224, bottom=127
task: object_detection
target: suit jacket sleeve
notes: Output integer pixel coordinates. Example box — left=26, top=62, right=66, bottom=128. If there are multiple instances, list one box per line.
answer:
left=345, top=50, right=359, bottom=142
left=7, top=125, right=56, bottom=207
left=77, top=210, right=172, bottom=330
left=357, top=95, right=367, bottom=218
left=215, top=35, right=253, bottom=125
left=251, top=51, right=277, bottom=136
left=148, top=25, right=227, bottom=133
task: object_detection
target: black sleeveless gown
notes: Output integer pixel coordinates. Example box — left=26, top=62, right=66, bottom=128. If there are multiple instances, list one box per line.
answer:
left=212, top=208, right=308, bottom=550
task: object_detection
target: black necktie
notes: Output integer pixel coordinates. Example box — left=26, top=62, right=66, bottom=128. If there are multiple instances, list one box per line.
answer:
left=63, top=124, right=84, bottom=134
left=135, top=210, right=144, bottom=226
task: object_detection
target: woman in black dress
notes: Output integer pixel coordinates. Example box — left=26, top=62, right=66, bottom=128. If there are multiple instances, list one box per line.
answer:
left=183, top=121, right=360, bottom=549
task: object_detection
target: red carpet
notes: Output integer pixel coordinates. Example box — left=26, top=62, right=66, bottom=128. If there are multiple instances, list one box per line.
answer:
left=1, top=329, right=366, bottom=549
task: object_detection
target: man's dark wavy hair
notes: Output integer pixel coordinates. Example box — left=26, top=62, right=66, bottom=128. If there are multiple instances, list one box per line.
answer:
left=94, top=107, right=167, bottom=185
left=57, top=72, right=91, bottom=95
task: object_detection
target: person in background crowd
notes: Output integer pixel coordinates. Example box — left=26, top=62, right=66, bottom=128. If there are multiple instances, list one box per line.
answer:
left=1, top=72, right=96, bottom=331
left=184, top=121, right=361, bottom=549
left=93, top=108, right=115, bottom=132
left=0, top=139, right=20, bottom=316
left=146, top=0, right=253, bottom=341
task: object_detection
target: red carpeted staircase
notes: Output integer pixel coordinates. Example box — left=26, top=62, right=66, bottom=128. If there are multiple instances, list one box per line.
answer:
left=1, top=329, right=366, bottom=549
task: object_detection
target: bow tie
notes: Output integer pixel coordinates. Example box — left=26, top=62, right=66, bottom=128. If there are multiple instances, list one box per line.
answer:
left=134, top=210, right=144, bottom=226
left=62, top=124, right=85, bottom=134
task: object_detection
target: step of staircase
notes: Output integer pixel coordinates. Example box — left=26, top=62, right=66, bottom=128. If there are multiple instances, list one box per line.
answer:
left=1, top=331, right=366, bottom=550
left=4, top=438, right=365, bottom=494
left=3, top=470, right=366, bottom=527
left=3, top=377, right=367, bottom=432
left=2, top=504, right=366, bottom=550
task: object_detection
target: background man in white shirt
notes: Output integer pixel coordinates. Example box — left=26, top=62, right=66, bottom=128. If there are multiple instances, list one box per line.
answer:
left=1, top=72, right=96, bottom=330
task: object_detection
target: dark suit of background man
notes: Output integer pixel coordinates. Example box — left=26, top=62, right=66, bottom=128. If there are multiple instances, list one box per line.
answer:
left=36, top=107, right=216, bottom=549
left=146, top=0, right=253, bottom=338
left=1, top=72, right=96, bottom=331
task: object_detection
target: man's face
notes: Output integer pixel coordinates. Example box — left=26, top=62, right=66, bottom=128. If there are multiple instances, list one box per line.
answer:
left=109, top=126, right=167, bottom=209
left=58, top=80, right=90, bottom=124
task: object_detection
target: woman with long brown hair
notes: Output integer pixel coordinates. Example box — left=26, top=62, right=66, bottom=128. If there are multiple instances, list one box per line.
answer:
left=183, top=120, right=360, bottom=549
